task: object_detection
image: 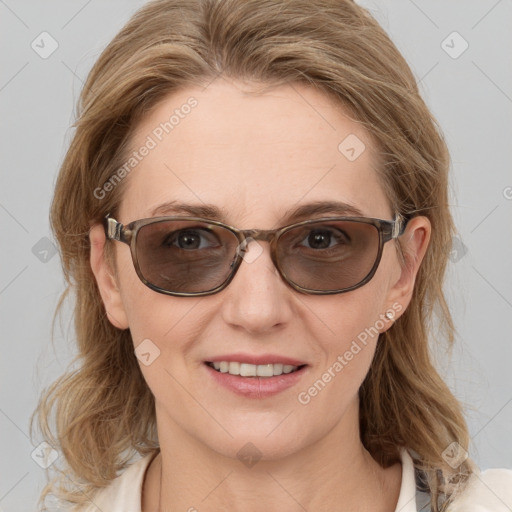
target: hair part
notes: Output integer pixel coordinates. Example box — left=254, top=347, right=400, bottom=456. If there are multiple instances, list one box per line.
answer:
left=32, top=1, right=472, bottom=510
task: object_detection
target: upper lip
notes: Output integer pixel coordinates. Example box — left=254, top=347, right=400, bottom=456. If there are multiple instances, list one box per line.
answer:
left=205, top=353, right=307, bottom=366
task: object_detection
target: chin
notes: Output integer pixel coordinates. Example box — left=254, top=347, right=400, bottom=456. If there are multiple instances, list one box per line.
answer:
left=210, top=433, right=308, bottom=464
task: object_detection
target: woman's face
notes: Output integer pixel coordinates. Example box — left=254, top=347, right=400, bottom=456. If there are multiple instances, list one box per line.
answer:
left=91, top=77, right=428, bottom=462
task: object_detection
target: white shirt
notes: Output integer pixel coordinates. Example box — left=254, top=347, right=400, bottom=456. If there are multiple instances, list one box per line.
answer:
left=77, top=449, right=512, bottom=511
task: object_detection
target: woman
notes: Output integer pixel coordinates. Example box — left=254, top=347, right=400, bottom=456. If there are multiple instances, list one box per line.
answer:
left=32, top=0, right=512, bottom=510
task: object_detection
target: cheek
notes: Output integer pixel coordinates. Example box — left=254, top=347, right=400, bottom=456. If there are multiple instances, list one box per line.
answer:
left=315, top=280, right=388, bottom=357
left=114, top=243, right=209, bottom=367
left=122, top=292, right=207, bottom=421
left=120, top=280, right=204, bottom=358
left=293, top=293, right=387, bottom=439
left=303, top=266, right=394, bottom=391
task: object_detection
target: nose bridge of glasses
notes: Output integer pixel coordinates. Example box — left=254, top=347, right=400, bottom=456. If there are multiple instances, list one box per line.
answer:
left=243, top=228, right=275, bottom=242
left=236, top=228, right=277, bottom=252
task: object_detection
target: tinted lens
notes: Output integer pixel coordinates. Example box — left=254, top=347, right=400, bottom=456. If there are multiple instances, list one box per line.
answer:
left=277, top=220, right=380, bottom=292
left=135, top=220, right=240, bottom=293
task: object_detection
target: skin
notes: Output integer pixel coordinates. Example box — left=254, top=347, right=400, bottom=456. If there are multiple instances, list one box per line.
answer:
left=89, top=76, right=430, bottom=511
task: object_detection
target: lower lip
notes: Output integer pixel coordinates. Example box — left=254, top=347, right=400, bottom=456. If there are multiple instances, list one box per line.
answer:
left=204, top=363, right=308, bottom=398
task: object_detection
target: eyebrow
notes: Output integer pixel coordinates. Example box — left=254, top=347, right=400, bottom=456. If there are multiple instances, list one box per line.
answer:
left=148, top=200, right=365, bottom=224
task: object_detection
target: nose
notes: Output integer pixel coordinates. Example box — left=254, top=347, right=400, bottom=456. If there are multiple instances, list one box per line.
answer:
left=220, top=240, right=294, bottom=334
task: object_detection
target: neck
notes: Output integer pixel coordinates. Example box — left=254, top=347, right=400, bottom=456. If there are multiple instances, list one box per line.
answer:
left=143, top=403, right=402, bottom=512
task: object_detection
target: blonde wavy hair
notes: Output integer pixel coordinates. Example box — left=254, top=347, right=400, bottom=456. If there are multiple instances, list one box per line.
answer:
left=32, top=0, right=474, bottom=510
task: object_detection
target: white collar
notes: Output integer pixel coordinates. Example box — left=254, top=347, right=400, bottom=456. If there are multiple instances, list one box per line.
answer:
left=394, top=448, right=420, bottom=512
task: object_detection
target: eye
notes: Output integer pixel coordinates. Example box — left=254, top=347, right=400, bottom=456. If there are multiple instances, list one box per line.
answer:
left=163, top=228, right=220, bottom=250
left=299, top=227, right=350, bottom=250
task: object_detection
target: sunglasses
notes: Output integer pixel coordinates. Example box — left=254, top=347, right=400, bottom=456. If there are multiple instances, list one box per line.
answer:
left=103, top=213, right=407, bottom=297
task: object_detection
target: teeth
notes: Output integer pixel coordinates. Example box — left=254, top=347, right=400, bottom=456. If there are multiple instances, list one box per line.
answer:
left=209, top=361, right=300, bottom=377
left=240, top=363, right=257, bottom=377
left=256, top=364, right=274, bottom=377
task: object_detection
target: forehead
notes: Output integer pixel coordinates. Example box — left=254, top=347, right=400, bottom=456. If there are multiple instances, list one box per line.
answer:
left=119, top=77, right=391, bottom=225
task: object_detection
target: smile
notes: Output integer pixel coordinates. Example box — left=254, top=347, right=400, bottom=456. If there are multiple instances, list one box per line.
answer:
left=207, top=361, right=302, bottom=377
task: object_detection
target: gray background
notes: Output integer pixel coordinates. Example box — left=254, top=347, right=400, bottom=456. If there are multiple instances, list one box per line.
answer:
left=1, top=1, right=511, bottom=510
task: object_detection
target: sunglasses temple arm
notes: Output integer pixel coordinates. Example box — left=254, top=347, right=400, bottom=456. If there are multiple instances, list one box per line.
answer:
left=104, top=215, right=132, bottom=243
left=393, top=214, right=407, bottom=238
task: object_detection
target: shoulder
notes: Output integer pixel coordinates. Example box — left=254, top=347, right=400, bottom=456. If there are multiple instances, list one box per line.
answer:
left=74, top=451, right=157, bottom=512
left=448, top=467, right=512, bottom=511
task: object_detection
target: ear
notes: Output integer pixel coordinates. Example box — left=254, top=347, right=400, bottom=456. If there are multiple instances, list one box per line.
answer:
left=89, top=223, right=129, bottom=330
left=384, top=215, right=431, bottom=322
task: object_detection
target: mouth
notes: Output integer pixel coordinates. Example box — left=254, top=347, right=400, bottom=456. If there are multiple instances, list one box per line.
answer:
left=206, top=361, right=306, bottom=377
left=203, top=356, right=309, bottom=398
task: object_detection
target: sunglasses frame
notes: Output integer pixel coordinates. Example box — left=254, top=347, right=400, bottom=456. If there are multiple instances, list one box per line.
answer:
left=104, top=213, right=408, bottom=297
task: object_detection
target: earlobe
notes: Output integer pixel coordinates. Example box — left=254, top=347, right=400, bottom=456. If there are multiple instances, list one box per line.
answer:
left=384, top=215, right=431, bottom=321
left=89, top=223, right=129, bottom=330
